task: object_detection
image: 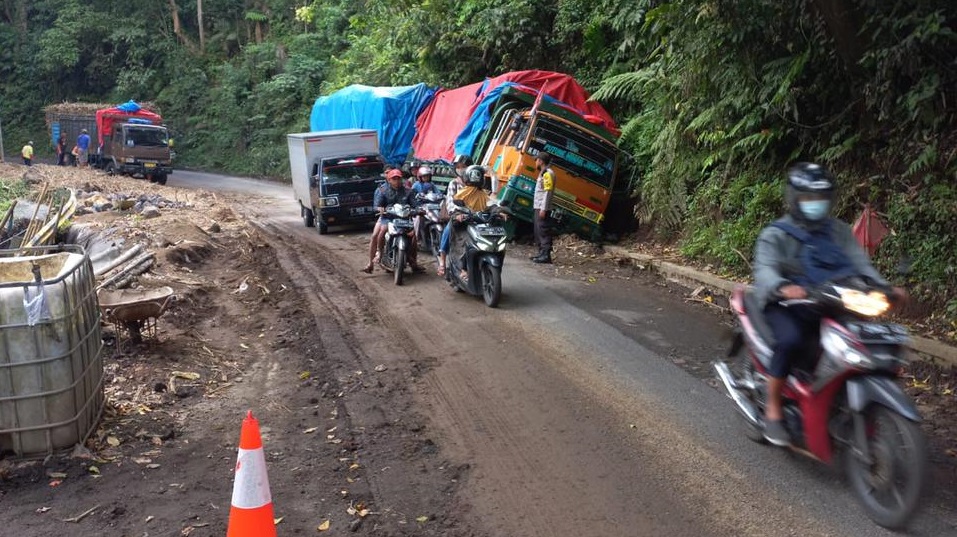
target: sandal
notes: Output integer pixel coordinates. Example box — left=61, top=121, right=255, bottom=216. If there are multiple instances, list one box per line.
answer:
left=436, top=266, right=446, bottom=277
left=459, top=270, right=469, bottom=283
left=360, top=263, right=374, bottom=274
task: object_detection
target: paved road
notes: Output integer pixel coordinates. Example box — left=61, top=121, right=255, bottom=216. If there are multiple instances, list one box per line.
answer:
left=171, top=169, right=956, bottom=536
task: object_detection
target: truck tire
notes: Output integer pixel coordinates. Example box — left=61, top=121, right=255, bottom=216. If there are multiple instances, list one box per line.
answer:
left=156, top=174, right=168, bottom=185
left=303, top=206, right=315, bottom=228
left=318, top=222, right=329, bottom=235
left=104, top=162, right=116, bottom=176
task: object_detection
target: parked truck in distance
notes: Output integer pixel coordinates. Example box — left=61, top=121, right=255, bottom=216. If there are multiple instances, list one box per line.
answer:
left=44, top=101, right=173, bottom=184
left=287, top=129, right=384, bottom=235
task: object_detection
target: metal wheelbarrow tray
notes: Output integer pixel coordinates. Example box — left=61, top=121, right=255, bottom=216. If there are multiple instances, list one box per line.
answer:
left=96, top=286, right=175, bottom=345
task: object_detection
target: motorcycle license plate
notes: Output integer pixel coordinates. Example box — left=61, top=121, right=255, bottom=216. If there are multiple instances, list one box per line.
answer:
left=848, top=322, right=908, bottom=344
left=476, top=225, right=506, bottom=236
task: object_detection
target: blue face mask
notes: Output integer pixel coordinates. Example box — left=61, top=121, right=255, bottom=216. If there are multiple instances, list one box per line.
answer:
left=798, top=200, right=830, bottom=221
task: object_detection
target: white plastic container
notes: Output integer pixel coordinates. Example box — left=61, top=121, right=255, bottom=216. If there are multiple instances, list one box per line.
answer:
left=0, top=247, right=104, bottom=457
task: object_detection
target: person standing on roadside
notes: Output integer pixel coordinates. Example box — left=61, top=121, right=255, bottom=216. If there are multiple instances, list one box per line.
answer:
left=76, top=129, right=91, bottom=168
left=55, top=135, right=67, bottom=166
left=21, top=141, right=34, bottom=166
left=531, top=151, right=556, bottom=264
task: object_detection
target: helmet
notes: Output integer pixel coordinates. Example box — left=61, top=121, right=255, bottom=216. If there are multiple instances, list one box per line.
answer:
left=464, top=165, right=485, bottom=187
left=418, top=166, right=433, bottom=177
left=453, top=154, right=472, bottom=167
left=786, top=162, right=836, bottom=223
left=385, top=168, right=404, bottom=180
left=81, top=129, right=88, bottom=134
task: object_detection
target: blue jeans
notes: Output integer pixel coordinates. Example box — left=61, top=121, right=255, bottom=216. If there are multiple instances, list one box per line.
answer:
left=764, top=304, right=821, bottom=378
left=439, top=223, right=453, bottom=254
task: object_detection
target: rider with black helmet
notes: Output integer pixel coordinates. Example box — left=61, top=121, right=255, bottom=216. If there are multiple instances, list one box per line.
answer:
left=437, top=164, right=489, bottom=277
left=753, top=162, right=904, bottom=446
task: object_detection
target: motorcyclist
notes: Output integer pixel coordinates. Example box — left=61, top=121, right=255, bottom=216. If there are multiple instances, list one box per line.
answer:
left=437, top=164, right=490, bottom=277
left=445, top=154, right=472, bottom=215
left=362, top=168, right=423, bottom=274
left=412, top=166, right=439, bottom=195
left=752, top=162, right=905, bottom=446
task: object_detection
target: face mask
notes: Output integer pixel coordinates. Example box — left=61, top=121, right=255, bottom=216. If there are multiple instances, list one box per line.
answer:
left=798, top=200, right=830, bottom=221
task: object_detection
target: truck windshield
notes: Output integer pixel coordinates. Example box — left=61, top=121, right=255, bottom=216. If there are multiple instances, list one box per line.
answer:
left=321, top=156, right=385, bottom=184
left=126, top=127, right=169, bottom=147
left=525, top=116, right=617, bottom=189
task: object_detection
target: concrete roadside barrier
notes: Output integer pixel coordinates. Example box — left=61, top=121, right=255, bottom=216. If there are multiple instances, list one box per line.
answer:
left=604, top=245, right=957, bottom=367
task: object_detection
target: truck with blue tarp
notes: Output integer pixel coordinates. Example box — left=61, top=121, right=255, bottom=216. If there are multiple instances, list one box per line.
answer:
left=45, top=101, right=173, bottom=184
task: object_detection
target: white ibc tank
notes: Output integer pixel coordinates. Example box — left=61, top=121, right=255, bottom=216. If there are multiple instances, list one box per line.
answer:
left=0, top=247, right=104, bottom=457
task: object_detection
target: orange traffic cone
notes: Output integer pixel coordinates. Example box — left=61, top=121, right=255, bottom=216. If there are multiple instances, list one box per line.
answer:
left=227, top=411, right=276, bottom=537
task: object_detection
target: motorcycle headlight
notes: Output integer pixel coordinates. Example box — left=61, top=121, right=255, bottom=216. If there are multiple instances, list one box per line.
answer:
left=822, top=327, right=874, bottom=369
left=838, top=288, right=890, bottom=317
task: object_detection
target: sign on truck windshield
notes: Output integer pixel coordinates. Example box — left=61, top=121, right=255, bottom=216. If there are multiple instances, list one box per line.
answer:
left=526, top=118, right=616, bottom=188
left=321, top=156, right=384, bottom=184
left=126, top=127, right=168, bottom=147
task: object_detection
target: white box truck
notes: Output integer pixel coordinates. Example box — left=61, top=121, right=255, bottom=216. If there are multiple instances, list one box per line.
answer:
left=287, top=129, right=385, bottom=234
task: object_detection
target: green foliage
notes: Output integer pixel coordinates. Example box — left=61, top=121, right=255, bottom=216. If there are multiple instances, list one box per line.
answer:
left=0, top=0, right=952, bottom=315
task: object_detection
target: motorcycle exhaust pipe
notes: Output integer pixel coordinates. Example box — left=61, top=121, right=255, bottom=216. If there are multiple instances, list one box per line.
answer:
left=712, top=361, right=761, bottom=426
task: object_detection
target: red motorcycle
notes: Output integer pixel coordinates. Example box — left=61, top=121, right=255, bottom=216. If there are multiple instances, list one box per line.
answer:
left=713, top=279, right=926, bottom=529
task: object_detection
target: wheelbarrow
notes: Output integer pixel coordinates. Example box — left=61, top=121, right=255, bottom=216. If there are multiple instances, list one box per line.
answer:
left=97, top=286, right=175, bottom=347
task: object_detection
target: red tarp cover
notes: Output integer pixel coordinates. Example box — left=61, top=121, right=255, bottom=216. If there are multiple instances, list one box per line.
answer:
left=95, top=108, right=163, bottom=146
left=411, top=70, right=617, bottom=162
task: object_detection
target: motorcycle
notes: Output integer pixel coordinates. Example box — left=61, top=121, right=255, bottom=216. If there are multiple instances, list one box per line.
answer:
left=414, top=191, right=445, bottom=261
left=378, top=203, right=416, bottom=286
left=444, top=201, right=511, bottom=307
left=712, top=279, right=926, bottom=529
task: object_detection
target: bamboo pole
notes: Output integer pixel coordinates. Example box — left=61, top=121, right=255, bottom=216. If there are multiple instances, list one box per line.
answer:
left=18, top=183, right=49, bottom=253
left=94, top=244, right=144, bottom=276
left=0, top=200, right=17, bottom=237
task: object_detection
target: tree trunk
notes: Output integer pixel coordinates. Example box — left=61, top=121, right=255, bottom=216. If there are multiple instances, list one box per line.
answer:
left=808, top=0, right=868, bottom=76
left=168, top=0, right=197, bottom=53
left=197, top=0, right=205, bottom=53
left=255, top=21, right=262, bottom=44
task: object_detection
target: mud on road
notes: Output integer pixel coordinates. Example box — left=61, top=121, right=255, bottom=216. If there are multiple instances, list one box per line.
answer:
left=1, top=165, right=955, bottom=536
left=0, top=167, right=470, bottom=536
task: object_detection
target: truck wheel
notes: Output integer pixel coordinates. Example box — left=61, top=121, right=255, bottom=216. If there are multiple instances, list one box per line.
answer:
left=104, top=162, right=116, bottom=176
left=303, top=207, right=315, bottom=228
left=156, top=174, right=168, bottom=185
left=317, top=222, right=329, bottom=235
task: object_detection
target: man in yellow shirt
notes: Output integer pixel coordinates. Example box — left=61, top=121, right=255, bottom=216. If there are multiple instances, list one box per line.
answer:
left=21, top=141, right=34, bottom=166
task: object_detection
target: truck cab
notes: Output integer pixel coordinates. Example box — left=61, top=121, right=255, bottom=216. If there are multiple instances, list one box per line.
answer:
left=309, top=155, right=385, bottom=234
left=102, top=122, right=173, bottom=185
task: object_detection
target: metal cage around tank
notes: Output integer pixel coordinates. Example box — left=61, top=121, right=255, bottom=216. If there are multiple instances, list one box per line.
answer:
left=0, top=245, right=105, bottom=458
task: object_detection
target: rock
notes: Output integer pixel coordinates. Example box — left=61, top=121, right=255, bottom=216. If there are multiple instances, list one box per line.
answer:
left=141, top=205, right=161, bottom=218
left=93, top=201, right=114, bottom=212
left=174, top=386, right=196, bottom=399
left=208, top=222, right=221, bottom=233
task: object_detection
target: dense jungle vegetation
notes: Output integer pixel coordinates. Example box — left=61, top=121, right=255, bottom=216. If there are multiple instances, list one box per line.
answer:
left=0, top=0, right=954, bottom=318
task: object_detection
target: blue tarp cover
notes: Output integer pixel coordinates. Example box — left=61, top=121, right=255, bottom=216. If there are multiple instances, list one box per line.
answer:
left=310, top=83, right=436, bottom=165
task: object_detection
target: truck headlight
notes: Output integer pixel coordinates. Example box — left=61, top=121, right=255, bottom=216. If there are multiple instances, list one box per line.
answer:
left=125, top=157, right=135, bottom=163
left=319, top=196, right=339, bottom=208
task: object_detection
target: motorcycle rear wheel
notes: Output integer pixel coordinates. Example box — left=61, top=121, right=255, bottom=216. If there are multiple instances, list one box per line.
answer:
left=394, top=249, right=406, bottom=286
left=845, top=405, right=926, bottom=529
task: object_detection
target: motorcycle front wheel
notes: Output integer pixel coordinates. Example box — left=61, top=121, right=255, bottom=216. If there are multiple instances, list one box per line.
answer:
left=845, top=405, right=927, bottom=529
left=481, top=263, right=502, bottom=307
left=394, top=249, right=406, bottom=286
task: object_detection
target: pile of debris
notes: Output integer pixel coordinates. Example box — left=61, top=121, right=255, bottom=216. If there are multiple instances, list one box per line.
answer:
left=75, top=183, right=192, bottom=218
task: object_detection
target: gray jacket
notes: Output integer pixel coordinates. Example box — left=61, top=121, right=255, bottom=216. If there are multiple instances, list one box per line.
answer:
left=752, top=215, right=888, bottom=309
